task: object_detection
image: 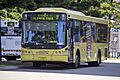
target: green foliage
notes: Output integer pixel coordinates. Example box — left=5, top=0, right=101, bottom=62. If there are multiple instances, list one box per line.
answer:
left=0, top=9, right=7, bottom=18
left=0, top=7, right=25, bottom=20
left=99, top=2, right=113, bottom=18
left=8, top=12, right=21, bottom=20
left=87, top=6, right=102, bottom=17
left=0, top=16, right=4, bottom=19
left=0, top=0, right=120, bottom=22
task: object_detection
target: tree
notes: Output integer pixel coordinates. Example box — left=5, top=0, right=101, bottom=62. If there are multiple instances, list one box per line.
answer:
left=0, top=0, right=119, bottom=21
left=99, top=2, right=114, bottom=19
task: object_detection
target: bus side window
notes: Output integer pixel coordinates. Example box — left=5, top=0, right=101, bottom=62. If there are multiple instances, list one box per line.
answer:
left=96, top=24, right=107, bottom=43
left=91, top=25, right=96, bottom=42
left=73, top=20, right=80, bottom=42
left=80, top=22, right=86, bottom=42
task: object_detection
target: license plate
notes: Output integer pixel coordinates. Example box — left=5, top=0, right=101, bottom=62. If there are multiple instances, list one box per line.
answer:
left=7, top=54, right=14, bottom=56
left=38, top=57, right=47, bottom=61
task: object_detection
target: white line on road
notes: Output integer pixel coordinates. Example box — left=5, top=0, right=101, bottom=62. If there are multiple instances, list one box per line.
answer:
left=0, top=71, right=120, bottom=80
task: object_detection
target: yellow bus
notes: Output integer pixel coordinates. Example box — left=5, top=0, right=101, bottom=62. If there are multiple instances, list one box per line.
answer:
left=20, top=8, right=109, bottom=68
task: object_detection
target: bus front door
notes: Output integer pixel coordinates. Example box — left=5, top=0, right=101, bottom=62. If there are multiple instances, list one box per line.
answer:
left=68, top=24, right=74, bottom=63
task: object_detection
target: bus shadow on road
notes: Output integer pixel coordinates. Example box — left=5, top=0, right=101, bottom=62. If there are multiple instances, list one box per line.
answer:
left=17, top=63, right=120, bottom=77
left=0, top=61, right=120, bottom=77
left=19, top=63, right=90, bottom=70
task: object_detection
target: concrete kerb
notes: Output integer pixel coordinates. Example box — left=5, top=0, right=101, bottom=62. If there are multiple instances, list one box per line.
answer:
left=102, top=58, right=120, bottom=63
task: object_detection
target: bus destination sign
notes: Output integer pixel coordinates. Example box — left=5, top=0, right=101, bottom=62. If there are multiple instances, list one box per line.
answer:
left=32, top=13, right=60, bottom=21
left=25, top=13, right=67, bottom=21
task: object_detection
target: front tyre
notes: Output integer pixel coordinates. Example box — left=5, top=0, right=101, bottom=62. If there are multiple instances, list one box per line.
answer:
left=70, top=54, right=80, bottom=69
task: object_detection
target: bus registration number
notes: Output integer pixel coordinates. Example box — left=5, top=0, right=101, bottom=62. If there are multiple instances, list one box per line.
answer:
left=38, top=57, right=47, bottom=61
left=7, top=54, right=14, bottom=56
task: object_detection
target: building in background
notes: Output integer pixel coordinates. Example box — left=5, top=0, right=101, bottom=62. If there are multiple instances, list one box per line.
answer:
left=110, top=28, right=120, bottom=58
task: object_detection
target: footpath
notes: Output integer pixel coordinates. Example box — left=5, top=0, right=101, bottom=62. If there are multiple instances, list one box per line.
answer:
left=102, top=58, right=120, bottom=63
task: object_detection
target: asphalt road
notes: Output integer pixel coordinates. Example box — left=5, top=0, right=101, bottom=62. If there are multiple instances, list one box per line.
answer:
left=0, top=60, right=120, bottom=77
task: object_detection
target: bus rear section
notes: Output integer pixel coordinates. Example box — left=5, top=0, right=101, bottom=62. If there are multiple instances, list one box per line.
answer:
left=0, top=20, right=21, bottom=60
left=1, top=36, right=21, bottom=60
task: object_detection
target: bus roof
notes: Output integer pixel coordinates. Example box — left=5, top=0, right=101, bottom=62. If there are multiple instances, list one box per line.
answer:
left=24, top=8, right=85, bottom=16
left=23, top=8, right=108, bottom=25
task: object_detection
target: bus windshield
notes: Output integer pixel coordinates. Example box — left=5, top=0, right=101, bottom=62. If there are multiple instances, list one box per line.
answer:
left=23, top=21, right=66, bottom=46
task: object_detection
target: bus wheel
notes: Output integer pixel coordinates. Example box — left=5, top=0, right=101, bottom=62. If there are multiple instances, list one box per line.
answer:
left=96, top=51, right=101, bottom=66
left=94, top=49, right=101, bottom=66
left=70, top=53, right=80, bottom=69
left=88, top=50, right=101, bottom=66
